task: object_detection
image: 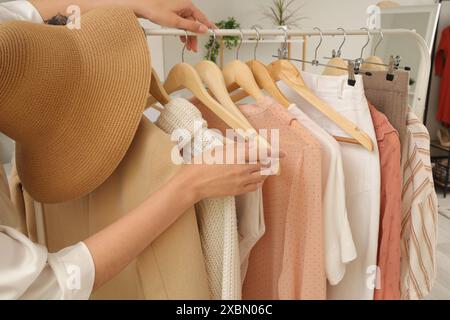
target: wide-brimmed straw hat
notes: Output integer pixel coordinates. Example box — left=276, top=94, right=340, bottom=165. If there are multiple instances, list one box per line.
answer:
left=0, top=7, right=151, bottom=203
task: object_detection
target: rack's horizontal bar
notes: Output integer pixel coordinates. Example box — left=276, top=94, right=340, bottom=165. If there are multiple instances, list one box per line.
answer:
left=144, top=28, right=418, bottom=38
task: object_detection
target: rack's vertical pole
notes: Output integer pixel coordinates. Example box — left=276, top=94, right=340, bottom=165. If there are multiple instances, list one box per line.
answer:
left=302, top=35, right=307, bottom=71
left=288, top=35, right=292, bottom=60
left=219, top=37, right=224, bottom=68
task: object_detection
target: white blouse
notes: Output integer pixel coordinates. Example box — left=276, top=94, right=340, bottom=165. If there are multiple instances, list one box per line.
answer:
left=0, top=0, right=43, bottom=23
left=0, top=1, right=95, bottom=300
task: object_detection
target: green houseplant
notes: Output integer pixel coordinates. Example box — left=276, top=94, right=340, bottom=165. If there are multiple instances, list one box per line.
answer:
left=262, top=0, right=307, bottom=27
left=204, top=17, right=241, bottom=63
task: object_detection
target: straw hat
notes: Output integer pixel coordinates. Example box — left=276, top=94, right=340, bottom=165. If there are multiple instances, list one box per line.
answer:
left=0, top=7, right=151, bottom=203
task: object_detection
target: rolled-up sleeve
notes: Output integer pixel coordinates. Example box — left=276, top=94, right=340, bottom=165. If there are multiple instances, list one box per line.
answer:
left=0, top=226, right=95, bottom=300
left=0, top=1, right=43, bottom=23
left=0, top=1, right=94, bottom=300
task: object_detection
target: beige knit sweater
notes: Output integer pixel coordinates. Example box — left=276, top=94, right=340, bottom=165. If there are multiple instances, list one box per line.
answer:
left=156, top=98, right=241, bottom=300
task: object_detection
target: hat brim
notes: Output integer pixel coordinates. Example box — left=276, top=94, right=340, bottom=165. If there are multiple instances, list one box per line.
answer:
left=14, top=8, right=151, bottom=203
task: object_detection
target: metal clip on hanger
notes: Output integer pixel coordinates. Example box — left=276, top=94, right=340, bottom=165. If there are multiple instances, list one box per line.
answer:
left=311, top=27, right=323, bottom=67
left=240, top=25, right=291, bottom=107
left=354, top=27, right=371, bottom=73
left=325, top=27, right=346, bottom=59
left=334, top=27, right=346, bottom=58
left=323, top=28, right=349, bottom=77
left=351, top=28, right=411, bottom=81
left=277, top=26, right=289, bottom=60
left=347, top=60, right=357, bottom=86
left=276, top=27, right=363, bottom=86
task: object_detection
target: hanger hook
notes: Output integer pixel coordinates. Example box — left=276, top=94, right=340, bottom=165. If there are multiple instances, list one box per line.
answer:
left=360, top=27, right=371, bottom=59
left=277, top=26, right=288, bottom=59
left=236, top=28, right=244, bottom=60
left=252, top=25, right=262, bottom=60
left=312, top=27, right=323, bottom=65
left=336, top=27, right=347, bottom=57
left=181, top=30, right=188, bottom=63
left=373, top=29, right=384, bottom=56
left=208, top=28, right=218, bottom=62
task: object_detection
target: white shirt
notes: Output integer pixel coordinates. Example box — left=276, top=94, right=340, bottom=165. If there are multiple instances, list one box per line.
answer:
left=0, top=1, right=43, bottom=23
left=0, top=1, right=95, bottom=300
left=279, top=73, right=381, bottom=300
left=288, top=104, right=357, bottom=285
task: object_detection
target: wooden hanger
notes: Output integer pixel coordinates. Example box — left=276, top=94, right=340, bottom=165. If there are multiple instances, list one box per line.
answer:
left=245, top=27, right=290, bottom=107
left=164, top=62, right=249, bottom=131
left=147, top=68, right=171, bottom=109
left=267, top=59, right=374, bottom=151
left=164, top=32, right=278, bottom=172
left=227, top=27, right=372, bottom=150
left=160, top=31, right=245, bottom=130
left=195, top=59, right=278, bottom=173
left=222, top=28, right=265, bottom=102
left=195, top=30, right=255, bottom=129
left=323, top=28, right=348, bottom=76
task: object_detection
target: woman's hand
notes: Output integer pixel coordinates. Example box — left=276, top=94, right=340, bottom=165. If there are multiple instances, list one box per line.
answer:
left=127, top=0, right=214, bottom=52
left=172, top=142, right=284, bottom=203
left=85, top=142, right=283, bottom=290
left=30, top=0, right=213, bottom=52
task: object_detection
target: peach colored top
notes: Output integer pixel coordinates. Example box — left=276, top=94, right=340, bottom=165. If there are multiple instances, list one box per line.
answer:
left=193, top=97, right=326, bottom=300
left=368, top=103, right=402, bottom=300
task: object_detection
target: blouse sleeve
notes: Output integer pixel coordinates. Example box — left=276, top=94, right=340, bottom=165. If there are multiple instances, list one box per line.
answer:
left=0, top=225, right=95, bottom=300
left=0, top=1, right=43, bottom=23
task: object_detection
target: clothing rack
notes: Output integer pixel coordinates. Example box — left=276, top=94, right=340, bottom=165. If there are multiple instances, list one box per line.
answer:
left=144, top=28, right=431, bottom=120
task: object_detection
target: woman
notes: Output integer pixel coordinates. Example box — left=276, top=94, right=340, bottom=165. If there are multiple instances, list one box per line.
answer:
left=0, top=0, right=281, bottom=299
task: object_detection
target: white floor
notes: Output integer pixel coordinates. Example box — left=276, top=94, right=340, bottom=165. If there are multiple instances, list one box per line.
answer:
left=427, top=192, right=450, bottom=300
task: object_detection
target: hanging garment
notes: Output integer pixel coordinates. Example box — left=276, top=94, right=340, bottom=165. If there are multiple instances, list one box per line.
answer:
left=0, top=7, right=95, bottom=298
left=361, top=70, right=409, bottom=147
left=10, top=119, right=210, bottom=300
left=1, top=164, right=10, bottom=199
left=280, top=72, right=381, bottom=300
left=235, top=189, right=265, bottom=282
left=368, top=102, right=402, bottom=300
left=400, top=110, right=438, bottom=300
left=9, top=167, right=38, bottom=242
left=0, top=165, right=95, bottom=300
left=154, top=98, right=241, bottom=300
left=188, top=98, right=266, bottom=287
left=194, top=97, right=326, bottom=300
left=436, top=26, right=450, bottom=124
left=287, top=104, right=356, bottom=285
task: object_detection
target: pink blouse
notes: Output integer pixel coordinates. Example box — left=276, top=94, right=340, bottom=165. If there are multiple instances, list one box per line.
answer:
left=193, top=97, right=326, bottom=300
left=368, top=103, right=402, bottom=300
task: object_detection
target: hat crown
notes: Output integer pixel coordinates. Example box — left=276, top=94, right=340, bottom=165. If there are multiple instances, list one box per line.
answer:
left=0, top=7, right=152, bottom=203
left=0, top=23, right=79, bottom=144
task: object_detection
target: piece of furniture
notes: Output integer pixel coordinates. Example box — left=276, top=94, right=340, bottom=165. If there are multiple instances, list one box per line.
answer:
left=377, top=4, right=441, bottom=120
left=431, top=141, right=450, bottom=198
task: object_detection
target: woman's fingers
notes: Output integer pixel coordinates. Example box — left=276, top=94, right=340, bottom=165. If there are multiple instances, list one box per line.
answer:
left=239, top=183, right=263, bottom=195
left=189, top=4, right=214, bottom=29
left=172, top=13, right=208, bottom=33
left=246, top=170, right=268, bottom=185
left=176, top=15, right=204, bottom=52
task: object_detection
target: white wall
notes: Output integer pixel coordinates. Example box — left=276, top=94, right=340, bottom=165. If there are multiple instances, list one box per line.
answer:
left=158, top=0, right=436, bottom=75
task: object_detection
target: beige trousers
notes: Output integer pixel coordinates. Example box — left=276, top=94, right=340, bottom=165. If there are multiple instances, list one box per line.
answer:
left=362, top=70, right=410, bottom=146
left=10, top=119, right=210, bottom=300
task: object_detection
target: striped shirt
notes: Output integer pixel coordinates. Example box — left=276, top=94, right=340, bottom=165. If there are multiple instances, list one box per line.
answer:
left=400, top=111, right=438, bottom=300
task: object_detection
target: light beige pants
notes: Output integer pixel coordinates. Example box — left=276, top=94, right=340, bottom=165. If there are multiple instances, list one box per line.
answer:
left=10, top=119, right=210, bottom=300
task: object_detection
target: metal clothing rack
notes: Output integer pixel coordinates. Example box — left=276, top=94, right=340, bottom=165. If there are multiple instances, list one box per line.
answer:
left=144, top=28, right=431, bottom=118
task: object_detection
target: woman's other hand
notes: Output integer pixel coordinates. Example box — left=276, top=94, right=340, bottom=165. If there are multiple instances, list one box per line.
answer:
left=123, top=0, right=214, bottom=52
